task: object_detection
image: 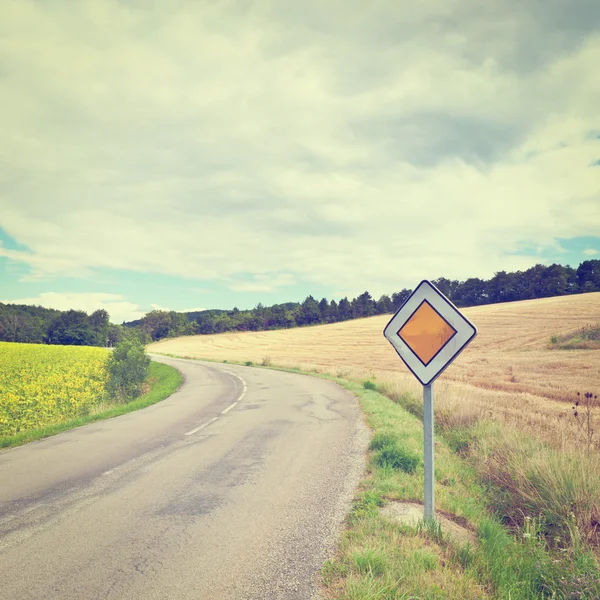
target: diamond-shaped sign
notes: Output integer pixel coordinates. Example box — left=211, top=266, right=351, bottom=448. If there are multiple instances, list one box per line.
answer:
left=384, top=281, right=477, bottom=385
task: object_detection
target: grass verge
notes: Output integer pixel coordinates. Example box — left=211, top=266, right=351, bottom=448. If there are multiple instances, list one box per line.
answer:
left=0, top=361, right=182, bottom=450
left=320, top=380, right=600, bottom=600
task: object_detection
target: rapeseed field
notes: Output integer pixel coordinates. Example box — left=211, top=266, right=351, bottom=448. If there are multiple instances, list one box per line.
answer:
left=0, top=342, right=109, bottom=436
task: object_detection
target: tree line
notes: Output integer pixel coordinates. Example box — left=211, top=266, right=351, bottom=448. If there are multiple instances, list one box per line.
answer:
left=1, top=260, right=598, bottom=346
left=0, top=305, right=143, bottom=346
left=131, top=260, right=600, bottom=342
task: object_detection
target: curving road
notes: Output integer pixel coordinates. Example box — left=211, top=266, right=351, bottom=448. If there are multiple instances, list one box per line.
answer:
left=0, top=356, right=367, bottom=600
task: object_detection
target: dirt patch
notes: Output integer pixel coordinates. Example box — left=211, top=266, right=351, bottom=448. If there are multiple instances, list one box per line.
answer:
left=380, top=501, right=478, bottom=547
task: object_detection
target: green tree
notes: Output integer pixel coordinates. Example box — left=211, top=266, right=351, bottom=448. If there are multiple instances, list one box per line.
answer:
left=47, top=310, right=96, bottom=346
left=329, top=299, right=339, bottom=322
left=1, top=312, right=21, bottom=342
left=296, top=296, right=321, bottom=326
left=454, top=278, right=487, bottom=306
left=539, top=264, right=570, bottom=297
left=107, top=323, right=123, bottom=347
left=0, top=303, right=60, bottom=344
left=577, top=260, right=600, bottom=291
left=89, top=309, right=110, bottom=346
left=141, top=310, right=173, bottom=341
left=318, top=298, right=330, bottom=322
left=391, top=289, right=411, bottom=310
left=184, top=320, right=199, bottom=335
left=520, top=264, right=547, bottom=299
left=488, top=271, right=519, bottom=303
left=351, top=291, right=376, bottom=317
left=338, top=297, right=352, bottom=320
left=432, top=278, right=459, bottom=301
left=376, top=294, right=393, bottom=314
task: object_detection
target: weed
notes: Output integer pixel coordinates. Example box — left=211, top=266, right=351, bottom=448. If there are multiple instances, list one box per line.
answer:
left=416, top=519, right=444, bottom=544
left=572, top=391, right=598, bottom=457
left=369, top=431, right=401, bottom=451
left=580, top=324, right=600, bottom=341
left=321, top=559, right=348, bottom=585
left=374, top=445, right=419, bottom=473
left=407, top=548, right=439, bottom=571
left=261, top=355, right=272, bottom=367
left=350, top=491, right=384, bottom=524
left=351, top=548, right=388, bottom=576
left=344, top=574, right=400, bottom=600
left=550, top=324, right=600, bottom=349
left=245, top=360, right=253, bottom=366
left=363, top=379, right=377, bottom=391
left=453, top=542, right=475, bottom=569
left=478, top=437, right=600, bottom=546
left=443, top=427, right=475, bottom=456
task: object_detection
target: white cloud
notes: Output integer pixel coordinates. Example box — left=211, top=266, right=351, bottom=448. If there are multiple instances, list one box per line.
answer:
left=583, top=248, right=599, bottom=255
left=150, top=304, right=206, bottom=313
left=1, top=292, right=145, bottom=324
left=0, top=0, right=599, bottom=300
left=229, top=273, right=297, bottom=293
left=149, top=304, right=170, bottom=312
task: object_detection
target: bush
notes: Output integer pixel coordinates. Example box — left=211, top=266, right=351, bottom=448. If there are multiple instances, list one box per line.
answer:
left=374, top=444, right=420, bottom=473
left=369, top=431, right=400, bottom=451
left=106, top=340, right=150, bottom=402
left=549, top=324, right=600, bottom=349
left=363, top=379, right=377, bottom=391
left=245, top=361, right=253, bottom=366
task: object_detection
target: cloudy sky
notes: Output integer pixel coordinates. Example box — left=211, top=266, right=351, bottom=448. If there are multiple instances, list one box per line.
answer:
left=1, top=0, right=599, bottom=323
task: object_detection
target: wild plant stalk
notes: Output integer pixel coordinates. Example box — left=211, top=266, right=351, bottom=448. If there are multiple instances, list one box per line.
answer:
left=572, top=391, right=598, bottom=459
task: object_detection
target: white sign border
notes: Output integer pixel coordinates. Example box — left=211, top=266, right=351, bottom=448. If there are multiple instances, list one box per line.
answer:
left=383, top=280, right=477, bottom=385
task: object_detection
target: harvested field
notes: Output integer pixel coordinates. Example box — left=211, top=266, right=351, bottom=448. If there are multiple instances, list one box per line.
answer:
left=150, top=292, right=600, bottom=448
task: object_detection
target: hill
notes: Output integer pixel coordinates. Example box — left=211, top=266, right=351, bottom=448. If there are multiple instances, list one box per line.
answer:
left=150, top=292, right=600, bottom=445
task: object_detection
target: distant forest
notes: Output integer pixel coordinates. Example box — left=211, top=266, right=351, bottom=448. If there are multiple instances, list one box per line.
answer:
left=1, top=260, right=599, bottom=346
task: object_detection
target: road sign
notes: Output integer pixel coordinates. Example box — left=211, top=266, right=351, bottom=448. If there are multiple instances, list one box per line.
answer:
left=383, top=280, right=477, bottom=386
left=383, top=280, right=477, bottom=521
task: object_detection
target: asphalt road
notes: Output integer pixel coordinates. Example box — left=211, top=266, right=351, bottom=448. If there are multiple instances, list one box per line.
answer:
left=0, top=356, right=368, bottom=600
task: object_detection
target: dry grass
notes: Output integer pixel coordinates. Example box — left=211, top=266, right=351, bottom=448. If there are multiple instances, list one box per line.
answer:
left=150, top=292, right=600, bottom=449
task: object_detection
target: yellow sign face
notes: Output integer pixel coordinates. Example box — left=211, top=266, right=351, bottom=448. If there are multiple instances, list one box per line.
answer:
left=398, top=300, right=456, bottom=365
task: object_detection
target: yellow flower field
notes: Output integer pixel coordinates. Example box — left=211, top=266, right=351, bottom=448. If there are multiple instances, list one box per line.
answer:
left=0, top=342, right=110, bottom=436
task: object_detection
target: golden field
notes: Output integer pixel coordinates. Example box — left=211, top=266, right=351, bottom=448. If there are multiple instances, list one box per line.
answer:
left=151, top=292, right=600, bottom=449
left=0, top=342, right=109, bottom=436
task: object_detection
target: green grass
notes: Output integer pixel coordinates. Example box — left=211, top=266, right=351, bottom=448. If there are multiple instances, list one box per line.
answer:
left=0, top=361, right=182, bottom=449
left=323, top=381, right=546, bottom=600
left=353, top=382, right=600, bottom=599
left=363, top=379, right=377, bottom=391
left=373, top=443, right=420, bottom=473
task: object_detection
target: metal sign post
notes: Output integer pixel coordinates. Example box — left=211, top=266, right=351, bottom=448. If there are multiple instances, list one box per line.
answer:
left=423, top=383, right=434, bottom=520
left=383, top=280, right=477, bottom=522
